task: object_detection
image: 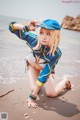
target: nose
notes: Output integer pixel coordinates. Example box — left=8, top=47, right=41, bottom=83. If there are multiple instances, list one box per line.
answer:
left=42, top=34, right=46, bottom=39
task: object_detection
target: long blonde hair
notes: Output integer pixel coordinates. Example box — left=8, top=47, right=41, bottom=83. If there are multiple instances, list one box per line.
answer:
left=33, top=28, right=60, bottom=55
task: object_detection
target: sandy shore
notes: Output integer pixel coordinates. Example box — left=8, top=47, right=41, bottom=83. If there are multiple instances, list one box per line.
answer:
left=0, top=73, right=80, bottom=120
left=0, top=16, right=80, bottom=120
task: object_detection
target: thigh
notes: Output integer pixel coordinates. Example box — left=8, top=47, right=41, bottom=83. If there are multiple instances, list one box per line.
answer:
left=28, top=65, right=40, bottom=91
left=28, top=65, right=40, bottom=81
left=26, top=53, right=40, bottom=81
left=44, top=74, right=55, bottom=94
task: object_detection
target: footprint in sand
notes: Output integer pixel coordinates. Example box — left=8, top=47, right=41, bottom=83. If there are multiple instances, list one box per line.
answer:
left=24, top=113, right=29, bottom=119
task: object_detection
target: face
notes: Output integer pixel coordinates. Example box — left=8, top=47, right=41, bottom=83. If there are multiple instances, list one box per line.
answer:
left=39, top=28, right=52, bottom=46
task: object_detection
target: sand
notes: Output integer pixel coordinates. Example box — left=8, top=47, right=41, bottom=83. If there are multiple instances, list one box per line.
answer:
left=0, top=73, right=80, bottom=120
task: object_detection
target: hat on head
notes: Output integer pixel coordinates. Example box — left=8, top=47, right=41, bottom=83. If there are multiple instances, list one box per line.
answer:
left=39, top=19, right=61, bottom=30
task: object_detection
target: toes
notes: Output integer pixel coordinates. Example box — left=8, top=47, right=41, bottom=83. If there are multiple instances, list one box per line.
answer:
left=65, top=81, right=71, bottom=90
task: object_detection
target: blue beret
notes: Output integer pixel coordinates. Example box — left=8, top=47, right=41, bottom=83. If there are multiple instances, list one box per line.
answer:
left=39, top=19, right=61, bottom=30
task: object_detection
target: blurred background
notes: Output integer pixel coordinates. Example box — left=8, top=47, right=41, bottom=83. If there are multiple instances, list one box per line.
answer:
left=0, top=0, right=80, bottom=23
left=0, top=0, right=80, bottom=83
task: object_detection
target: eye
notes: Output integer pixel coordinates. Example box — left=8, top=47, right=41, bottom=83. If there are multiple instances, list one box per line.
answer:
left=40, top=31, right=43, bottom=34
left=47, top=33, right=50, bottom=36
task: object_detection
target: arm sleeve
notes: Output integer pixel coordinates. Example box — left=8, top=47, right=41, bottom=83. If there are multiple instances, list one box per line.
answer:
left=9, top=22, right=37, bottom=48
left=38, top=48, right=62, bottom=83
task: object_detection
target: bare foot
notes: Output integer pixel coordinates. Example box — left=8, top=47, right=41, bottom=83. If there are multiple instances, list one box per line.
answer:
left=65, top=80, right=71, bottom=90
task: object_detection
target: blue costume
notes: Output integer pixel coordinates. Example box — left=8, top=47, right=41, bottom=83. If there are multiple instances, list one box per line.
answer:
left=9, top=20, right=62, bottom=86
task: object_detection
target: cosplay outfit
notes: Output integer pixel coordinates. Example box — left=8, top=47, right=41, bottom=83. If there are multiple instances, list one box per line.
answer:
left=9, top=19, right=62, bottom=87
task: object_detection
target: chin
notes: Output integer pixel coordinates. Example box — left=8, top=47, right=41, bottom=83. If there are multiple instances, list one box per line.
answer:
left=41, top=42, right=48, bottom=46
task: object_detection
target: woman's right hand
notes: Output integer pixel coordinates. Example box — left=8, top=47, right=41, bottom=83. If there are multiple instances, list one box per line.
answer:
left=27, top=20, right=39, bottom=31
left=25, top=98, right=38, bottom=108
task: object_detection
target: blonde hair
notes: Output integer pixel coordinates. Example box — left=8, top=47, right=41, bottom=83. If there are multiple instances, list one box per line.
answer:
left=33, top=28, right=60, bottom=55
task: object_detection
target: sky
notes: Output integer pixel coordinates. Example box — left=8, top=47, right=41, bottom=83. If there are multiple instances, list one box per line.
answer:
left=0, top=0, right=80, bottom=23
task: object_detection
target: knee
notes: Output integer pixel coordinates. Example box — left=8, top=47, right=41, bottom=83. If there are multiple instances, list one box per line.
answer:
left=26, top=58, right=33, bottom=65
left=26, top=58, right=35, bottom=68
left=46, top=92, right=52, bottom=97
left=46, top=91, right=58, bottom=97
left=25, top=54, right=35, bottom=65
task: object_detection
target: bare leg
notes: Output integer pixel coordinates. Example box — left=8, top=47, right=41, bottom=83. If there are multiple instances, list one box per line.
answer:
left=45, top=75, right=70, bottom=97
left=26, top=53, right=43, bottom=91
left=28, top=65, right=40, bottom=91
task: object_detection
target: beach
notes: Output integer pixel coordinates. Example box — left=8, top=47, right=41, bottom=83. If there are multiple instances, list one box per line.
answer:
left=0, top=15, right=80, bottom=120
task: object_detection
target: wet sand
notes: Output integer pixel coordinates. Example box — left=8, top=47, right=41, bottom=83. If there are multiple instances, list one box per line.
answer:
left=0, top=16, right=80, bottom=120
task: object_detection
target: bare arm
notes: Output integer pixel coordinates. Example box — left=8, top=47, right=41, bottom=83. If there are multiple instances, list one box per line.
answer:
left=13, top=20, right=39, bottom=31
left=13, top=23, right=24, bottom=30
left=27, top=81, right=42, bottom=108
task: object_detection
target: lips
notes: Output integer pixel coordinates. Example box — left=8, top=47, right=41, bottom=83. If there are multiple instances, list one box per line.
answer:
left=42, top=39, right=47, bottom=42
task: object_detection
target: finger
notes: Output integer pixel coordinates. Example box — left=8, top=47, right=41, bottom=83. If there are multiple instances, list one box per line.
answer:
left=25, top=99, right=32, bottom=108
left=31, top=26, right=37, bottom=31
left=31, top=21, right=39, bottom=27
left=28, top=102, right=32, bottom=108
left=31, top=103, right=38, bottom=108
left=31, top=20, right=37, bottom=23
left=29, top=101, right=38, bottom=108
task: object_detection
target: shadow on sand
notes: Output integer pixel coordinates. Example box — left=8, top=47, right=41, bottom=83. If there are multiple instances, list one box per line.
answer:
left=36, top=88, right=80, bottom=117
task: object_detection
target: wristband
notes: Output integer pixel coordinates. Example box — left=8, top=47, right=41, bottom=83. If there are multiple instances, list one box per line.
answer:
left=9, top=22, right=16, bottom=31
left=29, top=93, right=37, bottom=101
left=23, top=25, right=29, bottom=32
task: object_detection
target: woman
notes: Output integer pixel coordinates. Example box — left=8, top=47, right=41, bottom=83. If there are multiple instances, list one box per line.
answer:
left=9, top=19, right=71, bottom=108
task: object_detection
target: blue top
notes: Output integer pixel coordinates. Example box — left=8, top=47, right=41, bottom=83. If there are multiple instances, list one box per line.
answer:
left=9, top=22, right=62, bottom=84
